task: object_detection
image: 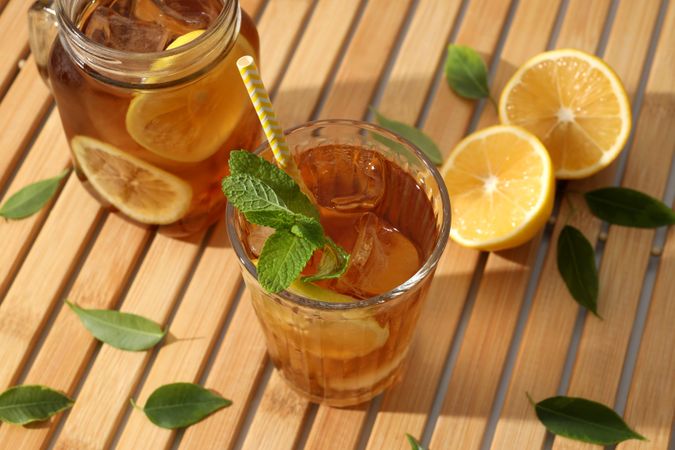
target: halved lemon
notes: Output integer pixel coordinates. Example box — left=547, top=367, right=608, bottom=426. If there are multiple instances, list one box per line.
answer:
left=71, top=135, right=192, bottom=224
left=442, top=125, right=554, bottom=251
left=126, top=31, right=256, bottom=162
left=499, top=49, right=631, bottom=179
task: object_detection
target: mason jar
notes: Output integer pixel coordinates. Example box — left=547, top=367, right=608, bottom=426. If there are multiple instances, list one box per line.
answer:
left=28, top=0, right=261, bottom=236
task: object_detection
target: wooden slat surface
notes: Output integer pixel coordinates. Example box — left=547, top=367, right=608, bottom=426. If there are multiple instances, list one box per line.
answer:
left=0, top=0, right=673, bottom=449
left=490, top=0, right=665, bottom=448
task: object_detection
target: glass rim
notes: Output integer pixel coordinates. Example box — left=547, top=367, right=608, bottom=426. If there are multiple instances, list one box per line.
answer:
left=226, top=119, right=451, bottom=311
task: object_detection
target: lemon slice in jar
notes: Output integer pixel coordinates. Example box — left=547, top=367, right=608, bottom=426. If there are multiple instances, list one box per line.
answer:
left=71, top=135, right=192, bottom=224
left=125, top=31, right=256, bottom=162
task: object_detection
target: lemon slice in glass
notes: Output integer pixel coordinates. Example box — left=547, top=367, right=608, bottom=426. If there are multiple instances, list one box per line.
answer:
left=71, top=135, right=192, bottom=224
left=442, top=125, right=554, bottom=251
left=249, top=266, right=389, bottom=359
left=126, top=31, right=256, bottom=162
left=499, top=49, right=631, bottom=179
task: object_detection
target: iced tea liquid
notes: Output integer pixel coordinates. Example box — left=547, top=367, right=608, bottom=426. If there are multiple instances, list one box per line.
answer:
left=48, top=0, right=261, bottom=235
left=240, top=144, right=441, bottom=406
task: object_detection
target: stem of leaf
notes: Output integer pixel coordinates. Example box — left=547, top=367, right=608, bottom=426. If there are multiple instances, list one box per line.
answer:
left=525, top=392, right=537, bottom=407
left=129, top=398, right=144, bottom=412
left=488, top=95, right=498, bottom=112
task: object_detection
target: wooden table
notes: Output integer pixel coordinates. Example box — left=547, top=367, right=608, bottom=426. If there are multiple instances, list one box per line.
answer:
left=0, top=0, right=673, bottom=448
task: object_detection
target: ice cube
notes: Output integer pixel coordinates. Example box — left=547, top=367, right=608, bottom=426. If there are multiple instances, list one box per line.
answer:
left=332, top=213, right=421, bottom=298
left=244, top=224, right=274, bottom=258
left=133, top=0, right=222, bottom=36
left=109, top=0, right=136, bottom=16
left=84, top=7, right=171, bottom=52
left=297, top=145, right=386, bottom=213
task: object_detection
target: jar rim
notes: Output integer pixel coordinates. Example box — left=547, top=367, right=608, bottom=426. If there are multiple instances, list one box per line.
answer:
left=226, top=119, right=452, bottom=311
left=55, top=0, right=240, bottom=88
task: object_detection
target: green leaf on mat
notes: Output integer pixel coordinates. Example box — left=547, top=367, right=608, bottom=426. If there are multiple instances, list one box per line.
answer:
left=0, top=385, right=73, bottom=425
left=0, top=169, right=70, bottom=220
left=406, top=433, right=426, bottom=450
left=134, top=382, right=231, bottom=429
left=66, top=301, right=166, bottom=351
left=528, top=394, right=646, bottom=445
left=556, top=225, right=600, bottom=317
left=444, top=44, right=491, bottom=100
left=584, top=187, right=675, bottom=228
left=372, top=108, right=443, bottom=165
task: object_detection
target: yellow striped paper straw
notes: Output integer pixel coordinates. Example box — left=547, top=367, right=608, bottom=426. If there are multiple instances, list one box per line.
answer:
left=237, top=55, right=295, bottom=171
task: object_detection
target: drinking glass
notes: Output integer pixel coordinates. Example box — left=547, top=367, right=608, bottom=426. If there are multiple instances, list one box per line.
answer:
left=227, top=120, right=450, bottom=406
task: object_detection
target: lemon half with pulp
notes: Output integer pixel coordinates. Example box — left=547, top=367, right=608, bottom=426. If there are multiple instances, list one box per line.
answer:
left=442, top=125, right=554, bottom=251
left=499, top=49, right=631, bottom=179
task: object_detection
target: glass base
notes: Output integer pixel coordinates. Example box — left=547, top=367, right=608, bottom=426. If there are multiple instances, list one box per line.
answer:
left=275, top=359, right=405, bottom=408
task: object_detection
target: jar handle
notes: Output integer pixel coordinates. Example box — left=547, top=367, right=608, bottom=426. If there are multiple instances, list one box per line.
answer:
left=28, top=0, right=59, bottom=84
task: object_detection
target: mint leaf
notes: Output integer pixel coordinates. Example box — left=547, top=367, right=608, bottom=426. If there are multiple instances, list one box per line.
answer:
left=258, top=230, right=319, bottom=293
left=229, top=151, right=319, bottom=220
left=223, top=173, right=297, bottom=229
left=223, top=154, right=351, bottom=293
left=291, top=217, right=326, bottom=248
left=372, top=109, right=443, bottom=165
left=302, top=239, right=350, bottom=283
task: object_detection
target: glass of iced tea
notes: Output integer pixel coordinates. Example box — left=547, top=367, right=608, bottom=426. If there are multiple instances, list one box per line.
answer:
left=227, top=120, right=450, bottom=406
left=28, top=0, right=261, bottom=236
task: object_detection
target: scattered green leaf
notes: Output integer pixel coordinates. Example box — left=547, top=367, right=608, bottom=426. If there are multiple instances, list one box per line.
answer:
left=556, top=226, right=600, bottom=317
left=406, top=433, right=426, bottom=450
left=444, top=44, right=493, bottom=104
left=66, top=301, right=166, bottom=351
left=0, top=385, right=73, bottom=425
left=528, top=393, right=646, bottom=445
left=584, top=187, right=675, bottom=228
left=372, top=108, right=443, bottom=165
left=133, top=383, right=231, bottom=429
left=0, top=169, right=70, bottom=220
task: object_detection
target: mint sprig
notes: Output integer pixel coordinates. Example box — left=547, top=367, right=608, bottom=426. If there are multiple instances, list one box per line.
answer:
left=229, top=151, right=319, bottom=220
left=223, top=151, right=349, bottom=293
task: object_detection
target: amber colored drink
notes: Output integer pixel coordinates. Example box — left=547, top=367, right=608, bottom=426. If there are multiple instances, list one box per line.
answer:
left=46, top=0, right=261, bottom=236
left=228, top=121, right=450, bottom=406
